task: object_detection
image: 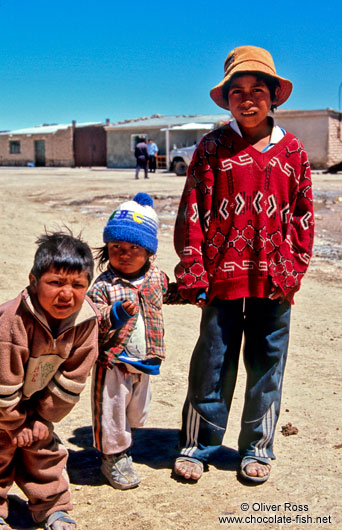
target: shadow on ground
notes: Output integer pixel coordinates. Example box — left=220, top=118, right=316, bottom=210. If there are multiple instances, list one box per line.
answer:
left=6, top=427, right=241, bottom=528
left=66, top=425, right=241, bottom=486
left=7, top=495, right=38, bottom=530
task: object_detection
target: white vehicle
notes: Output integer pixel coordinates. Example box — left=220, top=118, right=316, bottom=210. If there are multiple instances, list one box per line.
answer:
left=169, top=144, right=196, bottom=176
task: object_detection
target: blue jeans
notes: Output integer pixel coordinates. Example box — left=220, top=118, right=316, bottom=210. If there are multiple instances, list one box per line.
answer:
left=179, top=297, right=291, bottom=463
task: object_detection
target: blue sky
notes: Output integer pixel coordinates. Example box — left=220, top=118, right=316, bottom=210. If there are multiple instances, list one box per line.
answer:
left=0, top=0, right=341, bottom=131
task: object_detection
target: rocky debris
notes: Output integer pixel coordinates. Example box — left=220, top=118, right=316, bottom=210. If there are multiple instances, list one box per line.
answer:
left=281, top=422, right=299, bottom=436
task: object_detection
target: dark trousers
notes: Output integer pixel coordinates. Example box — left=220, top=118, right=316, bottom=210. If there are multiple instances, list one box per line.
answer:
left=179, top=297, right=291, bottom=463
left=149, top=155, right=156, bottom=172
left=135, top=157, right=148, bottom=179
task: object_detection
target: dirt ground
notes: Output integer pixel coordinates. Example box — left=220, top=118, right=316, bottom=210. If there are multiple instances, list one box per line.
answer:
left=0, top=167, right=341, bottom=530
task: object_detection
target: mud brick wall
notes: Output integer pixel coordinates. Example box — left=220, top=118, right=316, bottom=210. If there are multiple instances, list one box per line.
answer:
left=274, top=109, right=342, bottom=169
left=0, top=127, right=74, bottom=167
left=327, top=115, right=342, bottom=167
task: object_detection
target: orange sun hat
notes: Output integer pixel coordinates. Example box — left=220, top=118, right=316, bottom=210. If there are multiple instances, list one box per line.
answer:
left=210, top=45, right=293, bottom=110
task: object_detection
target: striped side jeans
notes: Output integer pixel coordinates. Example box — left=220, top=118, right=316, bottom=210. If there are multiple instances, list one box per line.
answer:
left=179, top=297, right=291, bottom=463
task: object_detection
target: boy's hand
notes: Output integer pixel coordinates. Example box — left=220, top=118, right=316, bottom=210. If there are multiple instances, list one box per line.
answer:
left=122, top=299, right=138, bottom=316
left=196, top=298, right=207, bottom=308
left=8, top=425, right=34, bottom=447
left=195, top=288, right=208, bottom=308
left=269, top=285, right=285, bottom=302
left=30, top=418, right=51, bottom=441
left=8, top=417, right=52, bottom=447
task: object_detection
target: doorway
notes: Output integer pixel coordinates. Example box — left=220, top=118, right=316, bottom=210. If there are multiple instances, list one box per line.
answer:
left=34, top=140, right=46, bottom=167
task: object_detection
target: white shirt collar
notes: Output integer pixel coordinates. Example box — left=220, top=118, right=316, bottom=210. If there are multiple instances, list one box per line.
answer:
left=229, top=118, right=285, bottom=144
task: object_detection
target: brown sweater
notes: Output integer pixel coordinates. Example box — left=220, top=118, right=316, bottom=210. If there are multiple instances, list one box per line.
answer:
left=0, top=288, right=99, bottom=430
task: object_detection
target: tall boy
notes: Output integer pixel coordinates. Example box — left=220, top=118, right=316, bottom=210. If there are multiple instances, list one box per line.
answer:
left=173, top=46, right=314, bottom=483
left=0, top=231, right=98, bottom=530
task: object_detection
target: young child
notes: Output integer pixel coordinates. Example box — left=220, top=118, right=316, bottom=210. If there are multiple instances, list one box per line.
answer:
left=89, top=192, right=185, bottom=490
left=173, top=45, right=314, bottom=484
left=0, top=231, right=99, bottom=530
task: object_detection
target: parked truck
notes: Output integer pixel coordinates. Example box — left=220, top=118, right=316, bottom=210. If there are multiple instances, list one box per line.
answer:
left=169, top=144, right=196, bottom=176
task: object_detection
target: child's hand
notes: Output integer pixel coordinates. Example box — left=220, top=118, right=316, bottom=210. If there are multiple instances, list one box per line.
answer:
left=195, top=288, right=208, bottom=308
left=269, top=285, right=285, bottom=302
left=196, top=298, right=207, bottom=308
left=30, top=418, right=51, bottom=442
left=122, top=299, right=138, bottom=316
left=8, top=425, right=34, bottom=447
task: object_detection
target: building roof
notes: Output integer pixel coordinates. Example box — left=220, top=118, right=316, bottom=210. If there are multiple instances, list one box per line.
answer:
left=2, top=109, right=338, bottom=137
left=274, top=108, right=339, bottom=118
left=106, top=113, right=230, bottom=130
left=0, top=122, right=105, bottom=136
left=161, top=122, right=214, bottom=131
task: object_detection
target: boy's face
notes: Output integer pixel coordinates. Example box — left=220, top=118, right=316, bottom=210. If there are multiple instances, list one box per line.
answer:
left=227, top=74, right=277, bottom=133
left=108, top=241, right=149, bottom=277
left=29, top=268, right=89, bottom=325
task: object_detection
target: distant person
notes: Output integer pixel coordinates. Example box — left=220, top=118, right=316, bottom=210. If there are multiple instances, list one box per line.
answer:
left=173, top=45, right=314, bottom=484
left=89, top=193, right=186, bottom=490
left=324, top=161, right=342, bottom=174
left=0, top=230, right=99, bottom=530
left=134, top=137, right=149, bottom=179
left=147, top=139, right=159, bottom=173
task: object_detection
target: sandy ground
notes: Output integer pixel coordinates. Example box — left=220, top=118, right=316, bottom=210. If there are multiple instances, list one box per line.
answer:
left=0, top=167, right=341, bottom=530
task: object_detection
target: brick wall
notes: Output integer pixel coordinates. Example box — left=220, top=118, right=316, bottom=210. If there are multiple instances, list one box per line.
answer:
left=46, top=127, right=74, bottom=166
left=327, top=114, right=342, bottom=167
left=274, top=110, right=329, bottom=168
left=0, top=127, right=74, bottom=167
left=0, top=134, right=35, bottom=166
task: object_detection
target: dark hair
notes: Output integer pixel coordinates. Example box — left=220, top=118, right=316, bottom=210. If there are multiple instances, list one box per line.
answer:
left=93, top=243, right=152, bottom=271
left=31, top=229, right=94, bottom=284
left=94, top=244, right=109, bottom=272
left=222, top=72, right=280, bottom=111
left=93, top=243, right=152, bottom=273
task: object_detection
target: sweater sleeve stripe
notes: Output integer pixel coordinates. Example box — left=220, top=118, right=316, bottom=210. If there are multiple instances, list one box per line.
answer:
left=53, top=370, right=86, bottom=395
left=0, top=389, right=22, bottom=407
left=0, top=382, right=23, bottom=395
left=47, top=379, right=81, bottom=404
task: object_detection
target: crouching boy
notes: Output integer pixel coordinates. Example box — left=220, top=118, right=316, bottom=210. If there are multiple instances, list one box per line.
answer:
left=0, top=231, right=99, bottom=530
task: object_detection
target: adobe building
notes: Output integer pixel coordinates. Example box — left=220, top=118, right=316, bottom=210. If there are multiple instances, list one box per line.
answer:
left=272, top=108, right=342, bottom=169
left=105, top=114, right=229, bottom=168
left=1, top=109, right=341, bottom=170
left=0, top=121, right=109, bottom=167
left=106, top=109, right=342, bottom=170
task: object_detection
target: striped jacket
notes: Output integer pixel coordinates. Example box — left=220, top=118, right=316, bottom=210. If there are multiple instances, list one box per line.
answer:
left=88, top=262, right=185, bottom=368
left=0, top=289, right=98, bottom=431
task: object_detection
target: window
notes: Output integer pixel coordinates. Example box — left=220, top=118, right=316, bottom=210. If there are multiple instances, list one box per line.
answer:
left=130, top=134, right=147, bottom=152
left=9, top=141, right=21, bottom=154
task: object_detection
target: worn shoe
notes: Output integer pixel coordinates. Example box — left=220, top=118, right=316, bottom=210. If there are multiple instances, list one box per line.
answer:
left=239, top=456, right=271, bottom=484
left=174, top=456, right=203, bottom=481
left=101, top=453, right=141, bottom=490
left=44, top=511, right=76, bottom=530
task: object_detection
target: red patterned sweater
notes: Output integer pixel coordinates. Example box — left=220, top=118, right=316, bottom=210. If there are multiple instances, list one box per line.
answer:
left=174, top=124, right=314, bottom=304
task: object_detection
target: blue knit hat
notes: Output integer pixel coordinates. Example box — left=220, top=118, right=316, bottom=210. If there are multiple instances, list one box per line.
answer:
left=103, top=193, right=159, bottom=254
